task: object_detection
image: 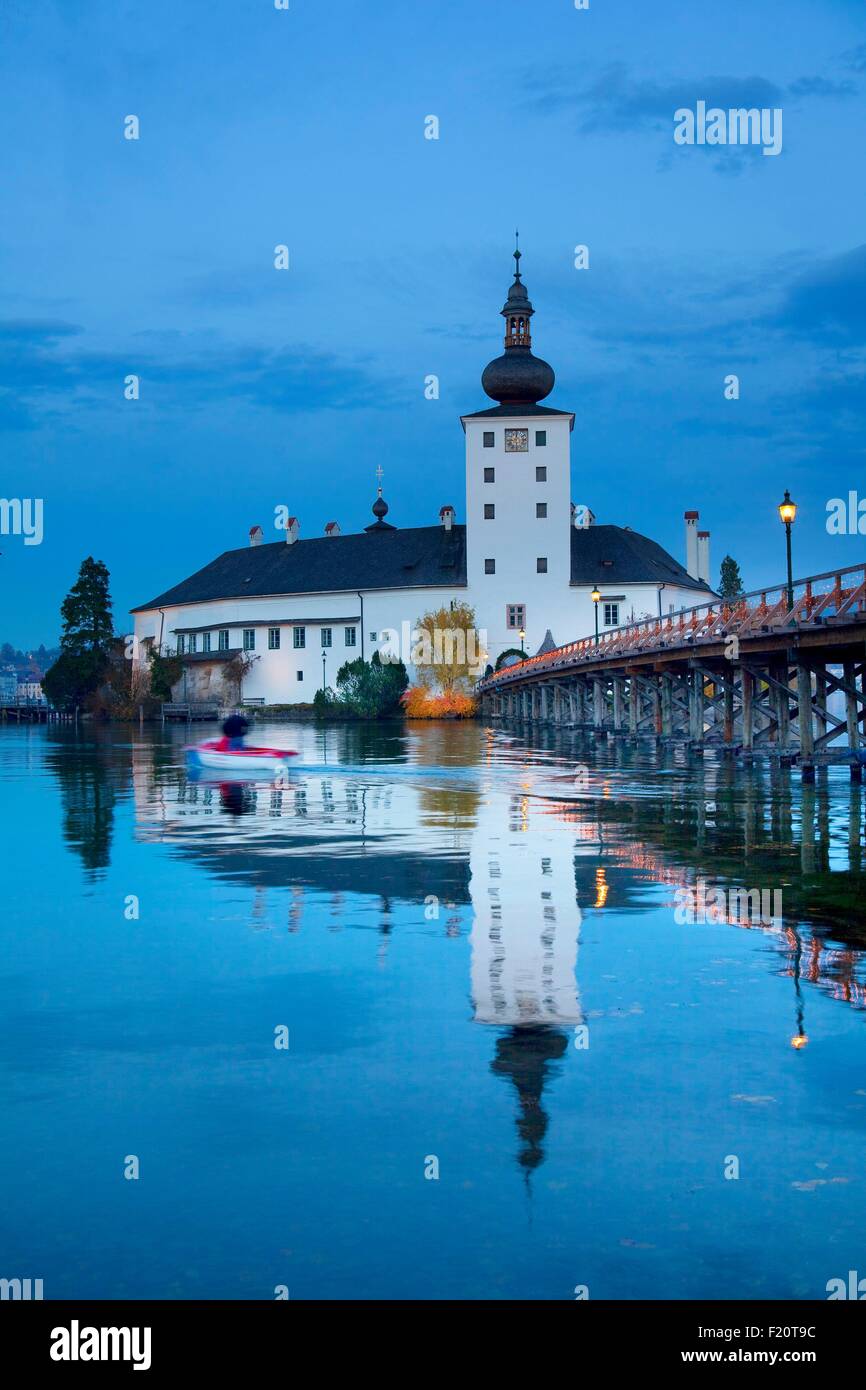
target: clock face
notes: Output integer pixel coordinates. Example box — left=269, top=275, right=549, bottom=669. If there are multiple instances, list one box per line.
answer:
left=504, top=428, right=529, bottom=453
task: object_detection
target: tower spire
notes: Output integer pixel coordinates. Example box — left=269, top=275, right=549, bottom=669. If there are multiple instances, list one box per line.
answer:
left=480, top=242, right=555, bottom=405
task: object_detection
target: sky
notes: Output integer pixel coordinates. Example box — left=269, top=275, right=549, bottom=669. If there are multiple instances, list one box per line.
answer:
left=3, top=0, right=866, bottom=646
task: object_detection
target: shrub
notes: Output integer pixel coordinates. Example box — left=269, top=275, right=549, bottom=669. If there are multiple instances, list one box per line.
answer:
left=401, top=686, right=477, bottom=719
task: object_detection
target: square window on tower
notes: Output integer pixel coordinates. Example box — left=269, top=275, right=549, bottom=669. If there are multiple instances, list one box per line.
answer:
left=536, top=557, right=547, bottom=574
left=483, top=431, right=495, bottom=448
left=484, top=558, right=495, bottom=574
left=484, top=467, right=495, bottom=483
left=536, top=466, right=546, bottom=482
left=535, top=430, right=547, bottom=446
left=484, top=503, right=495, bottom=519
left=536, top=502, right=547, bottom=518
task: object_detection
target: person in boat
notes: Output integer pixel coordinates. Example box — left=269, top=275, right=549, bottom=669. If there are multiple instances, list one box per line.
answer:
left=220, top=713, right=249, bottom=751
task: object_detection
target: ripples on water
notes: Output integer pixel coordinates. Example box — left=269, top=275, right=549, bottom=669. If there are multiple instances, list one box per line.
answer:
left=1, top=719, right=865, bottom=1299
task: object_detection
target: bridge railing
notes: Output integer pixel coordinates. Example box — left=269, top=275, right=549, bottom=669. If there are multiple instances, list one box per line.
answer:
left=478, top=563, right=866, bottom=690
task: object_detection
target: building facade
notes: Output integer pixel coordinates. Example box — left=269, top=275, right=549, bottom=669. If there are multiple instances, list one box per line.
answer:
left=131, top=253, right=716, bottom=704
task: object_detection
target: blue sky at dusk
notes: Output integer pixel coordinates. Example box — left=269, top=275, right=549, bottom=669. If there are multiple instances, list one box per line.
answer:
left=3, top=0, right=866, bottom=646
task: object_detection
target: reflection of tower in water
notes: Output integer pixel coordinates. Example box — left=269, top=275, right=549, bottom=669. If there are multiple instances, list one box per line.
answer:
left=470, top=789, right=581, bottom=1175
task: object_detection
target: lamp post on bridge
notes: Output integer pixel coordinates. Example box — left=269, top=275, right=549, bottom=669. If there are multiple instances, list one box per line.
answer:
left=592, top=587, right=601, bottom=645
left=321, top=647, right=327, bottom=692
left=518, top=627, right=525, bottom=656
left=778, top=490, right=797, bottom=613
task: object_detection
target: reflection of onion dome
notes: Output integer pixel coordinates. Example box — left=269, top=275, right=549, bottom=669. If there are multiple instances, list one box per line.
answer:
left=481, top=243, right=555, bottom=405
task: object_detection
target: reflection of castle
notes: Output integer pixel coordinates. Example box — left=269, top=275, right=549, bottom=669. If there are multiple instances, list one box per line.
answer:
left=469, top=788, right=582, bottom=1174
left=469, top=791, right=582, bottom=1025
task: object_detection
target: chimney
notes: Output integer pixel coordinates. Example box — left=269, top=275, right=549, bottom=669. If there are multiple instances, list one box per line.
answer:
left=249, top=525, right=263, bottom=547
left=684, top=510, right=699, bottom=579
left=697, top=530, right=710, bottom=584
left=324, top=521, right=340, bottom=537
left=439, top=504, right=455, bottom=532
left=285, top=516, right=299, bottom=545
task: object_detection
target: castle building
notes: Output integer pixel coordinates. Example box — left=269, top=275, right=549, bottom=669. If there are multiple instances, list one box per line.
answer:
left=131, top=252, right=716, bottom=703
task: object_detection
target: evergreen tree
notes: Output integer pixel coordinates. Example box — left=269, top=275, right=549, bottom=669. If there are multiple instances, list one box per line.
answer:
left=718, top=555, right=745, bottom=601
left=60, top=557, right=114, bottom=656
left=43, top=558, right=114, bottom=709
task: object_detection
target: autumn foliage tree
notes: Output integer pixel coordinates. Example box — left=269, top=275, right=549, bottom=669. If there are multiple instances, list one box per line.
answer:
left=412, top=602, right=483, bottom=695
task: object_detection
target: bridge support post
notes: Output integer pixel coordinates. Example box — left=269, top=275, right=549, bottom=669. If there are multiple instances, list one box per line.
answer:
left=612, top=677, right=624, bottom=733
left=723, top=671, right=734, bottom=745
left=797, top=664, right=814, bottom=769
left=741, top=667, right=754, bottom=756
left=689, top=669, right=703, bottom=745
left=660, top=675, right=672, bottom=740
left=592, top=678, right=604, bottom=731
left=628, top=677, right=638, bottom=738
left=844, top=660, right=862, bottom=781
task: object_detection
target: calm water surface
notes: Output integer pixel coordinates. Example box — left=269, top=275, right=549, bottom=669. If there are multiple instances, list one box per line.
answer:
left=2, top=719, right=865, bottom=1300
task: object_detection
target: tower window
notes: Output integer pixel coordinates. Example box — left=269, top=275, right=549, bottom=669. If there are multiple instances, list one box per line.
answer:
left=485, top=558, right=495, bottom=574
left=506, top=604, right=526, bottom=630
left=296, top=670, right=304, bottom=681
left=484, top=467, right=495, bottom=483
left=536, top=466, right=546, bottom=482
left=536, top=557, right=547, bottom=574
left=268, top=627, right=280, bottom=650
left=484, top=503, right=495, bottom=520
left=536, top=503, right=547, bottom=518
left=535, top=430, right=547, bottom=446
left=483, top=431, right=495, bottom=448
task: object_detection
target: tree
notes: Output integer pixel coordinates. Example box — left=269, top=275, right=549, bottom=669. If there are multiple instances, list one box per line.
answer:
left=322, top=653, right=408, bottom=718
left=60, top=557, right=114, bottom=656
left=412, top=602, right=482, bottom=695
left=718, top=555, right=745, bottom=601
left=147, top=645, right=183, bottom=702
left=43, top=558, right=114, bottom=709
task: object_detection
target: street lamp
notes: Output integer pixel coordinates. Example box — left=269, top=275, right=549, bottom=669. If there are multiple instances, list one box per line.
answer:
left=592, top=586, right=601, bottom=645
left=778, top=490, right=797, bottom=612
left=518, top=627, right=525, bottom=656
left=321, top=647, right=327, bottom=691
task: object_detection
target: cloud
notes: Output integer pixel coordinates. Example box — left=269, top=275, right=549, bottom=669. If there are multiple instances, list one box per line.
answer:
left=0, top=320, right=393, bottom=430
left=770, top=244, right=866, bottom=344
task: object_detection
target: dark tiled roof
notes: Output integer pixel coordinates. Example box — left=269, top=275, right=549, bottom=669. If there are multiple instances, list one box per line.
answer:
left=570, top=525, right=712, bottom=592
left=461, top=402, right=574, bottom=427
left=132, top=525, right=468, bottom=611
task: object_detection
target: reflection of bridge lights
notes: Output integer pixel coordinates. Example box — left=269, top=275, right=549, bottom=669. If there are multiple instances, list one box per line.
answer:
left=594, top=867, right=609, bottom=909
left=790, top=1034, right=809, bottom=1049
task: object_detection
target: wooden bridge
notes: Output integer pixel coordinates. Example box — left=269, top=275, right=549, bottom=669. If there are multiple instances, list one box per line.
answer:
left=477, top=563, right=866, bottom=780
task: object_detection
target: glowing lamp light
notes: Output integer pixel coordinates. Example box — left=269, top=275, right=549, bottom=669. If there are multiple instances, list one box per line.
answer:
left=790, top=1033, right=809, bottom=1050
left=778, top=490, right=797, bottom=526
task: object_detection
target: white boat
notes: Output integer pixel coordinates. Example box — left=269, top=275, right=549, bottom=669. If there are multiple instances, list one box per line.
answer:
left=186, top=740, right=298, bottom=775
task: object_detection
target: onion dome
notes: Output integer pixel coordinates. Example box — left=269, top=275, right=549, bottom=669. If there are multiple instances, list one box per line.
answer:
left=365, top=485, right=395, bottom=532
left=481, top=241, right=555, bottom=405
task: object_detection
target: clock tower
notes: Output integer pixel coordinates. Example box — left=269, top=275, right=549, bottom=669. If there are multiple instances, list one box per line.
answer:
left=461, top=247, right=575, bottom=661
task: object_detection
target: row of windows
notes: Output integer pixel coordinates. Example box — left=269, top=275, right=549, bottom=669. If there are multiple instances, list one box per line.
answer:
left=483, top=502, right=547, bottom=519
left=178, top=625, right=357, bottom=655
left=483, top=429, right=547, bottom=449
left=484, top=465, right=546, bottom=482
left=504, top=602, right=620, bottom=630
left=485, top=557, right=549, bottom=574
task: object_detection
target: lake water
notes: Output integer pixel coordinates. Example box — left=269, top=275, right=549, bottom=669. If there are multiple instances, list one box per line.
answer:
left=2, top=719, right=865, bottom=1300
